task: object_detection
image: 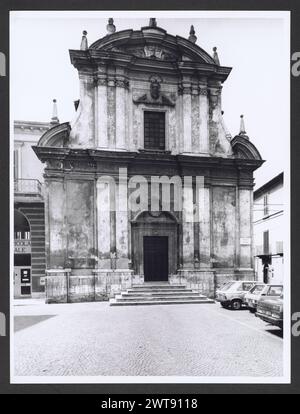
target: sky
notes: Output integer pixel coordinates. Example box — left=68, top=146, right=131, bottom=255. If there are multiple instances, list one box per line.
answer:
left=10, top=11, right=290, bottom=188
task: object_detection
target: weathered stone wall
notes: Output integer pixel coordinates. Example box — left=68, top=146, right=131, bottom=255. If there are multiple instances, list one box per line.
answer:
left=172, top=270, right=215, bottom=298
left=70, top=72, right=95, bottom=147
left=211, top=186, right=236, bottom=268
left=46, top=178, right=66, bottom=268
left=66, top=180, right=94, bottom=267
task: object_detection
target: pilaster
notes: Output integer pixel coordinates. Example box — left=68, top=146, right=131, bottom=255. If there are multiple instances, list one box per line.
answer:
left=96, top=177, right=112, bottom=269
left=96, top=77, right=108, bottom=148
left=199, top=82, right=209, bottom=154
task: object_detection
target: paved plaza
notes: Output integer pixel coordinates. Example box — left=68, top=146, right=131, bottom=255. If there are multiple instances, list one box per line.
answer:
left=13, top=300, right=283, bottom=378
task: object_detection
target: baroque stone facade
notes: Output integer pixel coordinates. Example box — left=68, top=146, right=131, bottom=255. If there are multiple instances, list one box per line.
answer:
left=33, top=20, right=263, bottom=303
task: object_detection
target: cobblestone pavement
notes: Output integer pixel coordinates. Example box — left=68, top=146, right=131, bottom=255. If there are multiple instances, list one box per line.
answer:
left=13, top=300, right=284, bottom=378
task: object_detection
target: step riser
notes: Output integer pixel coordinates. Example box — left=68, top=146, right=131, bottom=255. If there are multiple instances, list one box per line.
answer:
left=111, top=300, right=214, bottom=306
left=123, top=293, right=200, bottom=297
left=131, top=285, right=185, bottom=289
left=126, top=289, right=195, bottom=295
left=116, top=295, right=205, bottom=300
left=116, top=298, right=209, bottom=302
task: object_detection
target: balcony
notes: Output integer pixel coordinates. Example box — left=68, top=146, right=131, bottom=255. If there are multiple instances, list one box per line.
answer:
left=14, top=179, right=43, bottom=201
left=255, top=241, right=284, bottom=257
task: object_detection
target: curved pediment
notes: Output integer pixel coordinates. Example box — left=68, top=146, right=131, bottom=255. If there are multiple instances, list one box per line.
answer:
left=132, top=210, right=179, bottom=224
left=37, top=122, right=71, bottom=148
left=231, top=135, right=262, bottom=161
left=89, top=28, right=216, bottom=65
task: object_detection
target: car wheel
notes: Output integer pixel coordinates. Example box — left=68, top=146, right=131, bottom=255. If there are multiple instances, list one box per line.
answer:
left=231, top=299, right=242, bottom=311
left=249, top=308, right=256, bottom=314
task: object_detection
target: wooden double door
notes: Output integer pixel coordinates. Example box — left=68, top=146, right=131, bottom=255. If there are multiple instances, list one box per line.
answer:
left=143, top=236, right=169, bottom=282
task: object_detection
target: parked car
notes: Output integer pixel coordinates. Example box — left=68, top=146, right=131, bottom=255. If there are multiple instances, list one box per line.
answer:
left=216, top=280, right=257, bottom=310
left=256, top=286, right=284, bottom=329
left=244, top=284, right=282, bottom=314
left=244, top=283, right=266, bottom=313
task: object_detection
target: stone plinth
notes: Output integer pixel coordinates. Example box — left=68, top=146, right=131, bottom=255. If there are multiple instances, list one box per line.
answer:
left=173, top=270, right=215, bottom=298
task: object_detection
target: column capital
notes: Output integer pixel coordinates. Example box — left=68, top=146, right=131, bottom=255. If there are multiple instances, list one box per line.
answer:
left=115, top=78, right=130, bottom=89
left=94, top=77, right=107, bottom=87
left=199, top=87, right=208, bottom=96
left=178, top=83, right=193, bottom=95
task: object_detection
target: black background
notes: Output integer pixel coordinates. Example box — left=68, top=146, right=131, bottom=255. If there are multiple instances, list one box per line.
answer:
left=0, top=0, right=299, bottom=395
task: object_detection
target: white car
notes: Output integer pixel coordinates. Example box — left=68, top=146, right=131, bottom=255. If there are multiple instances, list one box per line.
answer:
left=243, top=283, right=267, bottom=313
left=216, top=280, right=257, bottom=310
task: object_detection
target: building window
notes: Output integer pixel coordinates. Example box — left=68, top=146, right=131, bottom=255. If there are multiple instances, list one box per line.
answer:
left=263, top=194, right=269, bottom=216
left=263, top=230, right=270, bottom=255
left=144, top=111, right=165, bottom=150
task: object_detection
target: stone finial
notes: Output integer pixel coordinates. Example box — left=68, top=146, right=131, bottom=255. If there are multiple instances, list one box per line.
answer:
left=149, top=18, right=157, bottom=28
left=74, top=99, right=80, bottom=111
left=188, top=25, right=197, bottom=43
left=107, top=18, right=116, bottom=34
left=80, top=30, right=88, bottom=50
left=50, top=99, right=59, bottom=125
left=239, top=114, right=246, bottom=135
left=213, top=46, right=220, bottom=65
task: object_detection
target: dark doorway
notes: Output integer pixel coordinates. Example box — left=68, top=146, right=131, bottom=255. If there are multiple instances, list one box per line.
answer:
left=143, top=236, right=168, bottom=282
left=262, top=255, right=272, bottom=284
left=263, top=264, right=269, bottom=284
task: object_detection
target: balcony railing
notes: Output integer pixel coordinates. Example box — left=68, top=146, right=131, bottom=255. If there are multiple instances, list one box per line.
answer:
left=14, top=179, right=43, bottom=197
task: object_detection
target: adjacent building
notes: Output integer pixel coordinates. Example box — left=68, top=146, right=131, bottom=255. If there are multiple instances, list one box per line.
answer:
left=14, top=103, right=59, bottom=298
left=33, top=18, right=264, bottom=303
left=253, top=172, right=284, bottom=284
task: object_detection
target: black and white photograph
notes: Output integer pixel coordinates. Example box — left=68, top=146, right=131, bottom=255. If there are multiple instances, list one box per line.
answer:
left=10, top=10, right=290, bottom=384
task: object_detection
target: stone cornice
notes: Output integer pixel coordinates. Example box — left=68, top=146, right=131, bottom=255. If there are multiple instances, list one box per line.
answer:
left=33, top=147, right=263, bottom=183
left=69, top=50, right=232, bottom=83
left=14, top=120, right=50, bottom=132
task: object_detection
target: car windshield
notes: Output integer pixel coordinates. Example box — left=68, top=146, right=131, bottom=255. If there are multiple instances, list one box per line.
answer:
left=243, top=283, right=254, bottom=291
left=267, top=286, right=283, bottom=296
left=249, top=285, right=265, bottom=294
left=220, top=282, right=236, bottom=291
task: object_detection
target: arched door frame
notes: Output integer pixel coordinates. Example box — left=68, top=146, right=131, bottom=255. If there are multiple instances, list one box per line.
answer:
left=131, top=210, right=179, bottom=278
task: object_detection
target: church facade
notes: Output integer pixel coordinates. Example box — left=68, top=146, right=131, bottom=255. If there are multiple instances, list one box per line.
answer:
left=33, top=19, right=263, bottom=303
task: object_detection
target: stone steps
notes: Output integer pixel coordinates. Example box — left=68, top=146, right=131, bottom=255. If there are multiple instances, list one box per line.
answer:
left=110, top=299, right=214, bottom=306
left=123, top=292, right=200, bottom=297
left=110, top=283, right=214, bottom=306
left=126, top=288, right=194, bottom=294
left=115, top=295, right=209, bottom=301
